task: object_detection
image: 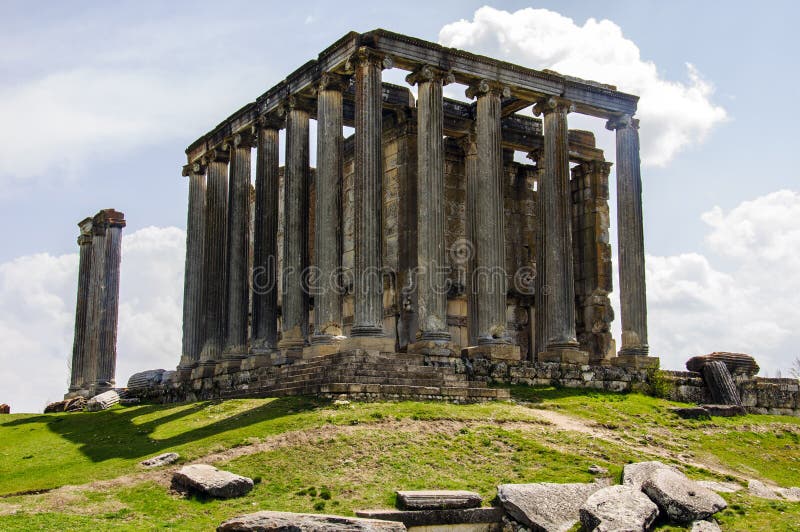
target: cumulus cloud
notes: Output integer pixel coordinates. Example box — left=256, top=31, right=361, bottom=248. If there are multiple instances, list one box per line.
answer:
left=0, top=226, right=184, bottom=413
left=439, top=6, right=727, bottom=166
left=647, top=190, right=800, bottom=374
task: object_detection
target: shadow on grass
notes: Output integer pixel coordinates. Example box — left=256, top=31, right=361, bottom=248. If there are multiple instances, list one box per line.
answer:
left=501, top=384, right=636, bottom=404
left=1, top=396, right=326, bottom=463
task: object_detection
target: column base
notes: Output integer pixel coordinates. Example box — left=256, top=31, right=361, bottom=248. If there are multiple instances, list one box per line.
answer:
left=215, top=357, right=245, bottom=375
left=339, top=335, right=396, bottom=353
left=538, top=347, right=589, bottom=365
left=242, top=349, right=277, bottom=370
left=612, top=354, right=659, bottom=369
left=304, top=336, right=346, bottom=359
left=462, top=343, right=521, bottom=361
left=278, top=334, right=306, bottom=361
left=191, top=362, right=217, bottom=380
left=408, top=339, right=459, bottom=357
left=175, top=365, right=196, bottom=382
left=93, top=381, right=115, bottom=395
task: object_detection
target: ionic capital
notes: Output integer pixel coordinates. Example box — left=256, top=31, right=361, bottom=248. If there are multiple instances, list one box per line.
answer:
left=77, top=233, right=93, bottom=246
left=182, top=161, right=207, bottom=177
left=77, top=217, right=94, bottom=237
left=257, top=112, right=285, bottom=131
left=347, top=47, right=393, bottom=71
left=233, top=130, right=257, bottom=149
left=317, top=72, right=351, bottom=93
left=606, top=114, right=639, bottom=131
left=93, top=208, right=126, bottom=229
left=532, top=96, right=573, bottom=116
left=465, top=79, right=511, bottom=100
left=283, top=94, right=316, bottom=115
left=405, top=65, right=455, bottom=87
left=204, top=147, right=230, bottom=164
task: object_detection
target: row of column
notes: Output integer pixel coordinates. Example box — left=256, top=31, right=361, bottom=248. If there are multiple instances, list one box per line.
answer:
left=68, top=209, right=125, bottom=397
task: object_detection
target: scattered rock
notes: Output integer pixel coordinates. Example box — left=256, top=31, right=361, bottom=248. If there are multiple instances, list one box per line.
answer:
left=777, top=487, right=800, bottom=502
left=395, top=490, right=481, bottom=510
left=588, top=465, right=609, bottom=475
left=127, top=369, right=167, bottom=389
left=690, top=520, right=721, bottom=531
left=642, top=468, right=727, bottom=523
left=120, top=397, right=141, bottom=405
left=140, top=452, right=180, bottom=468
left=497, top=482, right=603, bottom=531
left=579, top=485, right=659, bottom=532
left=217, top=510, right=406, bottom=531
left=0, top=404, right=9, bottom=414
left=701, top=404, right=744, bottom=417
left=748, top=479, right=779, bottom=499
left=172, top=464, right=253, bottom=499
left=622, top=461, right=680, bottom=490
left=86, top=390, right=120, bottom=412
left=670, top=406, right=710, bottom=420
left=356, top=507, right=502, bottom=528
left=44, top=396, right=86, bottom=413
left=696, top=480, right=742, bottom=493
left=686, top=352, right=759, bottom=377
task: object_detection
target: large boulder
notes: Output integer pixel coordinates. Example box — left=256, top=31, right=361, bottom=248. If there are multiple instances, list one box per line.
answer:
left=86, top=390, right=120, bottom=412
left=579, top=485, right=659, bottom=532
left=747, top=479, right=779, bottom=499
left=140, top=452, right=180, bottom=468
left=622, top=461, right=680, bottom=490
left=690, top=520, right=722, bottom=532
left=172, top=464, right=253, bottom=499
left=696, top=480, right=741, bottom=494
left=396, top=490, right=481, bottom=510
left=497, top=482, right=603, bottom=531
left=641, top=469, right=727, bottom=523
left=217, top=511, right=406, bottom=531
left=686, top=352, right=759, bottom=377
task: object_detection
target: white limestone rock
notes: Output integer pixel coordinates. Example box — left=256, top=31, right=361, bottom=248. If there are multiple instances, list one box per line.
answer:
left=777, top=487, right=800, bottom=502
left=642, top=469, right=727, bottom=523
left=748, top=479, right=780, bottom=499
left=172, top=464, right=253, bottom=499
left=396, top=490, right=481, bottom=510
left=690, top=520, right=722, bottom=532
left=217, top=510, right=406, bottom=531
left=85, top=390, right=120, bottom=412
left=497, top=482, right=603, bottom=531
left=696, top=480, right=742, bottom=494
left=579, top=485, right=659, bottom=532
left=140, top=452, right=180, bottom=468
left=622, top=461, right=680, bottom=490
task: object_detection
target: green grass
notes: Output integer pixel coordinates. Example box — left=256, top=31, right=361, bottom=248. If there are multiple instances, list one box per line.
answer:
left=0, top=388, right=798, bottom=530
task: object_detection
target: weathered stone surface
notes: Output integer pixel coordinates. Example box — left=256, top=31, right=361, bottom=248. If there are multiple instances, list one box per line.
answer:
left=579, top=485, right=658, bottom=532
left=701, top=404, right=744, bottom=417
left=696, top=481, right=742, bottom=494
left=217, top=510, right=406, bottom=531
left=690, top=520, right=721, bottom=532
left=588, top=465, right=609, bottom=475
left=127, top=369, right=167, bottom=389
left=497, top=482, right=603, bottom=531
left=641, top=469, right=727, bottom=523
left=0, top=404, right=9, bottom=414
left=777, top=487, right=800, bottom=502
left=85, top=390, right=119, bottom=412
left=356, top=507, right=502, bottom=527
left=622, top=461, right=679, bottom=490
left=396, top=490, right=481, bottom=510
left=700, top=361, right=742, bottom=406
left=172, top=464, right=253, bottom=499
left=670, top=406, right=710, bottom=420
left=686, top=352, right=759, bottom=376
left=140, top=452, right=180, bottom=468
left=747, top=479, right=779, bottom=499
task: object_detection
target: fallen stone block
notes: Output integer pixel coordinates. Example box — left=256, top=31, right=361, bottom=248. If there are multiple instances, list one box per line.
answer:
left=777, top=487, right=800, bottom=502
left=44, top=396, right=86, bottom=413
left=686, top=352, right=759, bottom=377
left=588, top=464, right=609, bottom=475
left=395, top=490, right=481, bottom=510
left=696, top=480, right=742, bottom=494
left=579, top=485, right=659, bottom=532
left=172, top=464, right=253, bottom=499
left=701, top=404, right=744, bottom=417
left=622, top=461, right=680, bottom=490
left=690, top=520, right=722, bottom=531
left=356, top=507, right=502, bottom=528
left=497, top=482, right=603, bottom=531
left=86, top=390, right=120, bottom=412
left=127, top=369, right=167, bottom=389
left=217, top=510, right=406, bottom=531
left=642, top=469, right=727, bottom=523
left=140, top=452, right=180, bottom=468
left=0, top=404, right=9, bottom=414
left=747, top=479, right=780, bottom=499
left=670, top=406, right=711, bottom=420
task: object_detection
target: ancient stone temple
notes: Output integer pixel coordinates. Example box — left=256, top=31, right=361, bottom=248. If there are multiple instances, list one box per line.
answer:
left=66, top=209, right=126, bottom=398
left=162, top=30, right=658, bottom=402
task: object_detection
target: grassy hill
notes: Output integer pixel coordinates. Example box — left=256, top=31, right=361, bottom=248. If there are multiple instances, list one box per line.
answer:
left=0, top=387, right=798, bottom=530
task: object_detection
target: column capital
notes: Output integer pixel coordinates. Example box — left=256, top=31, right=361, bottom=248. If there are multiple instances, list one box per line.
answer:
left=532, top=96, right=573, bottom=116
left=282, top=94, right=316, bottom=115
left=93, top=208, right=126, bottom=229
left=347, top=46, right=393, bottom=71
left=257, top=112, right=285, bottom=130
left=526, top=149, right=544, bottom=165
left=77, top=216, right=94, bottom=236
left=182, top=160, right=207, bottom=177
left=204, top=147, right=230, bottom=164
left=405, top=64, right=454, bottom=86
left=317, top=72, right=351, bottom=93
left=465, top=79, right=511, bottom=100
left=606, top=113, right=639, bottom=131
left=233, top=130, right=257, bottom=149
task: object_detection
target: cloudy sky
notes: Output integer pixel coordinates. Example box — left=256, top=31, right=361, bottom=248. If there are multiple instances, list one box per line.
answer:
left=1, top=1, right=798, bottom=412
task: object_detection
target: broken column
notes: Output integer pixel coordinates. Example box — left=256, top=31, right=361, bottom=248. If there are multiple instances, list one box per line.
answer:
left=67, top=217, right=95, bottom=397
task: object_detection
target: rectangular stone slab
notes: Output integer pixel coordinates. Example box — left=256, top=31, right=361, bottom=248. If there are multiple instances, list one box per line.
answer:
left=357, top=507, right=502, bottom=527
left=396, top=490, right=482, bottom=510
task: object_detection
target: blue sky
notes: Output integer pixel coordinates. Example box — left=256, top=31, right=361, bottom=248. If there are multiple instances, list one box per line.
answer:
left=1, top=1, right=798, bottom=412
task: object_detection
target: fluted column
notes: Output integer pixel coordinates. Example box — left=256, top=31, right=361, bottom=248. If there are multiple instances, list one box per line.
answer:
left=534, top=97, right=586, bottom=363
left=251, top=116, right=282, bottom=357
left=527, top=150, right=548, bottom=360
left=407, top=65, right=454, bottom=348
left=82, top=217, right=107, bottom=389
left=279, top=97, right=311, bottom=353
left=461, top=132, right=479, bottom=347
left=312, top=74, right=348, bottom=345
left=222, top=132, right=254, bottom=364
left=179, top=162, right=206, bottom=374
left=351, top=48, right=391, bottom=338
left=67, top=218, right=94, bottom=395
left=94, top=209, right=125, bottom=392
left=466, top=80, right=509, bottom=346
left=607, top=115, right=649, bottom=357
left=198, top=148, right=230, bottom=370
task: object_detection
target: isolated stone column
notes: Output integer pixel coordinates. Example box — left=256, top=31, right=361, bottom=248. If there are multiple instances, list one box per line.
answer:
left=311, top=74, right=348, bottom=346
left=251, top=116, right=282, bottom=357
left=197, top=148, right=230, bottom=372
left=534, top=97, right=586, bottom=363
left=351, top=48, right=392, bottom=339
left=407, top=65, right=454, bottom=350
left=222, top=132, right=255, bottom=366
left=279, top=97, right=311, bottom=354
left=178, top=162, right=206, bottom=375
left=607, top=115, right=650, bottom=359
left=466, top=80, right=510, bottom=347
left=67, top=218, right=94, bottom=395
left=461, top=132, right=479, bottom=347
left=82, top=217, right=107, bottom=389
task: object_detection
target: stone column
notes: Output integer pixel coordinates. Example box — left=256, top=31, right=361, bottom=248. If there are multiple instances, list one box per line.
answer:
left=607, top=115, right=654, bottom=366
left=67, top=218, right=94, bottom=396
left=250, top=116, right=282, bottom=365
left=220, top=132, right=255, bottom=370
left=82, top=216, right=107, bottom=390
left=533, top=97, right=587, bottom=364
left=196, top=148, right=229, bottom=376
left=278, top=96, right=312, bottom=357
left=527, top=150, right=548, bottom=361
left=461, top=132, right=479, bottom=347
left=309, top=73, right=348, bottom=354
left=407, top=65, right=455, bottom=355
left=178, top=162, right=206, bottom=378
left=463, top=80, right=518, bottom=360
left=346, top=47, right=395, bottom=351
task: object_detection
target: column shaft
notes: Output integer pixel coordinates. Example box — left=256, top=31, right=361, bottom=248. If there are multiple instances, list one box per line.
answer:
left=83, top=223, right=107, bottom=388
left=68, top=221, right=93, bottom=393
left=95, top=211, right=125, bottom=391
left=463, top=134, right=479, bottom=346
left=180, top=167, right=206, bottom=369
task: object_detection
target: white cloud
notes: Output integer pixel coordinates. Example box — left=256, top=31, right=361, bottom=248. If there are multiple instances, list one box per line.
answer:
left=647, top=190, right=800, bottom=375
left=439, top=6, right=727, bottom=166
left=0, top=226, right=184, bottom=413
